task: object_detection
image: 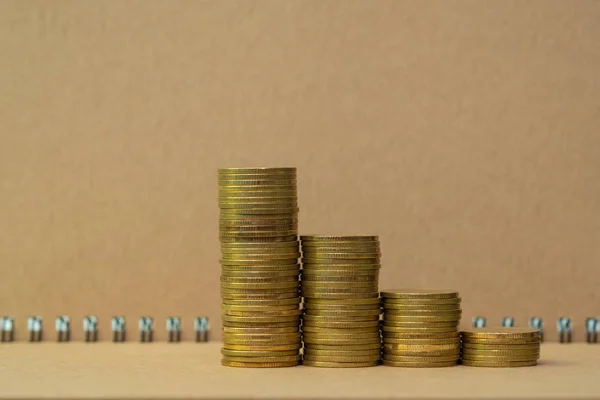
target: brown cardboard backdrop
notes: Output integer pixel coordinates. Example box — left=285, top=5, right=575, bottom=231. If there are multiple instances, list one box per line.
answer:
left=1, top=0, right=599, bottom=342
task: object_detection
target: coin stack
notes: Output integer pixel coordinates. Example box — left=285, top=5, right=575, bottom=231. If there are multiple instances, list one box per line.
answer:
left=460, top=327, right=541, bottom=367
left=300, top=235, right=382, bottom=368
left=219, top=167, right=302, bottom=368
left=381, top=290, right=461, bottom=367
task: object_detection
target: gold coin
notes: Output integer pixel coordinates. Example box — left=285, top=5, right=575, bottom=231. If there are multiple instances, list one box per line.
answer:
left=382, top=343, right=459, bottom=352
left=305, top=343, right=382, bottom=351
left=221, top=276, right=299, bottom=284
left=383, top=338, right=460, bottom=346
left=221, top=258, right=299, bottom=265
left=302, top=289, right=377, bottom=299
left=222, top=326, right=299, bottom=334
left=218, top=166, right=296, bottom=173
left=223, top=297, right=301, bottom=306
left=301, top=269, right=380, bottom=276
left=219, top=223, right=298, bottom=232
left=221, top=348, right=299, bottom=357
left=302, top=320, right=381, bottom=329
left=461, top=354, right=539, bottom=362
left=301, top=280, right=379, bottom=287
left=303, top=348, right=381, bottom=357
left=219, top=203, right=298, bottom=212
left=221, top=265, right=300, bottom=272
left=302, top=332, right=381, bottom=340
left=223, top=339, right=301, bottom=346
left=460, top=327, right=540, bottom=339
left=381, top=324, right=459, bottom=339
left=301, top=275, right=378, bottom=282
left=222, top=354, right=302, bottom=363
left=383, top=303, right=460, bottom=311
left=220, top=207, right=298, bottom=214
left=217, top=168, right=296, bottom=175
left=460, top=359, right=537, bottom=368
left=301, top=241, right=380, bottom=247
left=304, top=298, right=381, bottom=306
left=303, top=304, right=381, bottom=312
left=303, top=354, right=381, bottom=363
left=223, top=320, right=300, bottom=328
left=382, top=360, right=457, bottom=368
left=302, top=327, right=379, bottom=335
left=385, top=351, right=460, bottom=359
left=302, top=288, right=380, bottom=296
left=223, top=332, right=301, bottom=341
left=222, top=360, right=299, bottom=368
left=219, top=193, right=297, bottom=200
left=301, top=235, right=379, bottom=241
left=218, top=173, right=296, bottom=179
left=461, top=343, right=540, bottom=351
left=302, top=314, right=379, bottom=322
left=222, top=255, right=299, bottom=262
left=221, top=240, right=299, bottom=248
left=222, top=315, right=300, bottom=324
left=461, top=338, right=540, bottom=345
left=381, top=289, right=459, bottom=299
left=301, top=252, right=381, bottom=259
left=303, top=309, right=381, bottom=317
left=302, top=258, right=380, bottom=264
left=383, top=298, right=461, bottom=306
left=383, top=354, right=458, bottom=363
left=302, top=360, right=379, bottom=368
left=383, top=321, right=459, bottom=328
left=222, top=309, right=302, bottom=317
left=385, top=350, right=459, bottom=358
left=221, top=282, right=299, bottom=290
left=218, top=180, right=296, bottom=187
left=221, top=292, right=300, bottom=301
left=222, top=343, right=300, bottom=351
left=220, top=230, right=299, bottom=237
left=221, top=271, right=300, bottom=279
left=302, top=247, right=380, bottom=254
left=302, top=262, right=381, bottom=268
left=383, top=321, right=458, bottom=329
left=220, top=216, right=298, bottom=225
left=384, top=314, right=460, bottom=322
left=221, top=254, right=300, bottom=262
left=302, top=337, right=381, bottom=345
left=384, top=308, right=461, bottom=315
left=222, top=304, right=300, bottom=312
left=461, top=348, right=539, bottom=356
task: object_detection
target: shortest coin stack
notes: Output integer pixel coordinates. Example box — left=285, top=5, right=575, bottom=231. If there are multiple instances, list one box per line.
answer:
left=381, top=289, right=461, bottom=368
left=460, top=327, right=541, bottom=367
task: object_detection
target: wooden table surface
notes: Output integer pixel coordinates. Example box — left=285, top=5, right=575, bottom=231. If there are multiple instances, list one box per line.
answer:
left=1, top=342, right=599, bottom=399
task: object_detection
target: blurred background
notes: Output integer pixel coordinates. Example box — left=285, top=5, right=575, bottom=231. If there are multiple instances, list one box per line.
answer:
left=0, top=0, right=599, bottom=342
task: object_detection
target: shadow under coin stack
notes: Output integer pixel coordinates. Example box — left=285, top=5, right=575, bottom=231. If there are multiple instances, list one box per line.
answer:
left=381, top=290, right=461, bottom=367
left=218, top=167, right=302, bottom=368
left=460, top=327, right=541, bottom=367
left=300, top=235, right=382, bottom=368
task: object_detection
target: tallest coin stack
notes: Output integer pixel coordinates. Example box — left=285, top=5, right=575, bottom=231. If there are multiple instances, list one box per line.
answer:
left=218, top=168, right=302, bottom=368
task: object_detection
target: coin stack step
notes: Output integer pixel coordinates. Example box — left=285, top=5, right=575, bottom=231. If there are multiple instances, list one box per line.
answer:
left=460, top=327, right=541, bottom=367
left=300, top=235, right=382, bottom=368
left=219, top=167, right=301, bottom=368
left=381, top=289, right=461, bottom=368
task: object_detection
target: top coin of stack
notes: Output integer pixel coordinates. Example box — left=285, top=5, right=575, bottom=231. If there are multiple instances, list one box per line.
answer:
left=380, top=289, right=461, bottom=368
left=300, top=235, right=382, bottom=368
left=460, top=327, right=541, bottom=367
left=218, top=167, right=301, bottom=368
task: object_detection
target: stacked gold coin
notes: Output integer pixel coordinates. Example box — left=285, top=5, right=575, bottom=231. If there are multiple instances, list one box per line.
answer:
left=460, top=328, right=541, bottom=367
left=381, top=289, right=461, bottom=367
left=219, top=167, right=301, bottom=368
left=300, top=235, right=382, bottom=368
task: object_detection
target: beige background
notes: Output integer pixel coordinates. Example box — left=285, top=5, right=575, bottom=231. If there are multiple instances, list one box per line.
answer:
left=0, top=0, right=599, bottom=343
